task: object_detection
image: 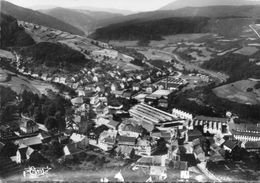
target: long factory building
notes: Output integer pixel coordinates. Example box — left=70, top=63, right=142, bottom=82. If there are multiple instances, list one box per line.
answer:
left=129, top=103, right=184, bottom=131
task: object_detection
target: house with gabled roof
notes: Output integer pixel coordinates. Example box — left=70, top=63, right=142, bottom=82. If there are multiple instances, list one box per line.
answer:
left=118, top=123, right=143, bottom=138
left=53, top=77, right=60, bottom=83
left=117, top=135, right=137, bottom=147
left=115, top=146, right=135, bottom=159
left=135, top=138, right=157, bottom=156
left=223, top=140, right=239, bottom=153
left=60, top=77, right=67, bottom=84
left=71, top=97, right=84, bottom=106
left=41, top=73, right=48, bottom=81
left=106, top=120, right=120, bottom=130
left=63, top=143, right=83, bottom=157
left=13, top=145, right=35, bottom=164
left=15, top=136, right=42, bottom=150
left=135, top=155, right=167, bottom=168
left=186, top=129, right=202, bottom=143
left=20, top=119, right=39, bottom=134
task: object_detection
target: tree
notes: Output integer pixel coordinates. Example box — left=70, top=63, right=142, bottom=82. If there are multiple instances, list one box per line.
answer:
left=44, top=116, right=58, bottom=131
left=137, top=39, right=150, bottom=47
left=34, top=106, right=45, bottom=124
left=41, top=140, right=64, bottom=161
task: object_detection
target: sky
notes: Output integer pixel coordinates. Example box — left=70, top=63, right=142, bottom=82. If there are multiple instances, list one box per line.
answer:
left=6, top=0, right=176, bottom=12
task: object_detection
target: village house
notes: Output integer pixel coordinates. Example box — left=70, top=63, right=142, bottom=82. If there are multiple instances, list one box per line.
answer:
left=15, top=136, right=42, bottom=150
left=41, top=74, right=48, bottom=81
left=53, top=77, right=60, bottom=83
left=12, top=145, right=35, bottom=164
left=96, top=85, right=105, bottom=93
left=135, top=155, right=167, bottom=168
left=145, top=89, right=175, bottom=108
left=118, top=123, right=143, bottom=138
left=71, top=97, right=84, bottom=106
left=63, top=143, right=83, bottom=158
left=76, top=88, right=85, bottom=97
left=132, top=83, right=141, bottom=91
left=185, top=129, right=202, bottom=143
left=89, top=130, right=117, bottom=151
left=145, top=85, right=157, bottom=94
left=135, top=138, right=157, bottom=156
left=20, top=118, right=39, bottom=134
left=111, top=83, right=120, bottom=92
left=223, top=140, right=239, bottom=153
left=37, top=132, right=51, bottom=143
left=72, top=82, right=80, bottom=90
left=117, top=135, right=137, bottom=147
left=32, top=73, right=39, bottom=78
left=115, top=146, right=135, bottom=159
left=59, top=77, right=67, bottom=85
left=133, top=93, right=148, bottom=103
left=193, top=144, right=206, bottom=162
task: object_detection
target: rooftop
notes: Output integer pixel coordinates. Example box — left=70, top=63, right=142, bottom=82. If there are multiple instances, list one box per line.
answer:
left=147, top=89, right=174, bottom=98
left=16, top=136, right=42, bottom=147
left=194, top=116, right=228, bottom=123
left=130, top=103, right=178, bottom=125
left=117, top=135, right=136, bottom=145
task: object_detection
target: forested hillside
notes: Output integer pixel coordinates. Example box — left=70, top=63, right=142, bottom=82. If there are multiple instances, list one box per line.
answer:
left=17, top=42, right=90, bottom=71
left=0, top=13, right=35, bottom=48
left=1, top=1, right=84, bottom=35
left=202, top=54, right=260, bottom=82
left=92, top=17, right=209, bottom=41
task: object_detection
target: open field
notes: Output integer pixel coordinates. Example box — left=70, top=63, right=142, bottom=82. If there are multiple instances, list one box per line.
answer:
left=149, top=34, right=211, bottom=48
left=19, top=21, right=100, bottom=58
left=0, top=49, right=15, bottom=59
left=0, top=68, right=58, bottom=95
left=108, top=40, right=138, bottom=47
left=138, top=49, right=172, bottom=62
left=108, top=34, right=210, bottom=48
left=105, top=59, right=143, bottom=72
left=213, top=79, right=260, bottom=105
